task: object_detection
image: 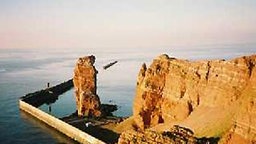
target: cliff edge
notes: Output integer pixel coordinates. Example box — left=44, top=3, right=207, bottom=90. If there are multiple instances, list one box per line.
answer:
left=119, top=54, right=256, bottom=144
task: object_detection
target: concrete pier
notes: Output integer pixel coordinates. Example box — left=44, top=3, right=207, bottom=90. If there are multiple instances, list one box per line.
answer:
left=19, top=80, right=105, bottom=144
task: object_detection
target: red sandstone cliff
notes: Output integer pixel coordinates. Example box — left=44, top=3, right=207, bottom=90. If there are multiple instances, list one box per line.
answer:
left=118, top=54, right=256, bottom=144
left=73, top=55, right=101, bottom=117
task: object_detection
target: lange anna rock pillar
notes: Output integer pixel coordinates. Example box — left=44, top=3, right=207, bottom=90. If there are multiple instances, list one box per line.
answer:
left=73, top=55, right=101, bottom=117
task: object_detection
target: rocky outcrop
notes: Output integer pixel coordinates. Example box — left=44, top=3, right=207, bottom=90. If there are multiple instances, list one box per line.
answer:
left=220, top=69, right=256, bottom=144
left=118, top=129, right=175, bottom=144
left=124, top=54, right=256, bottom=143
left=73, top=55, right=101, bottom=117
left=220, top=98, right=256, bottom=144
left=118, top=125, right=219, bottom=144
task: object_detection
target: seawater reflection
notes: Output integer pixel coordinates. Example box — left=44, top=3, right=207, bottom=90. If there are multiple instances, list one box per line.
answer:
left=39, top=88, right=76, bottom=118
left=20, top=111, right=77, bottom=144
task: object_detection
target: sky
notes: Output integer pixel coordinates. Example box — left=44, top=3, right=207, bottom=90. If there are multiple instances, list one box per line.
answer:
left=0, top=0, right=256, bottom=49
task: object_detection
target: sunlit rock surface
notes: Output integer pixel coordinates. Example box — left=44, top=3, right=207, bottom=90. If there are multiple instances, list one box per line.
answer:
left=73, top=55, right=101, bottom=117
left=119, top=54, right=256, bottom=144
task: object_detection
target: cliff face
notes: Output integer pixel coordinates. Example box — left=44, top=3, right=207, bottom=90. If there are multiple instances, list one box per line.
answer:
left=129, top=54, right=256, bottom=143
left=73, top=55, right=101, bottom=117
left=220, top=64, right=256, bottom=144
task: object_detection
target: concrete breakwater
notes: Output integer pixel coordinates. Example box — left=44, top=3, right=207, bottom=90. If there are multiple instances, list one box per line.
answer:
left=20, top=79, right=73, bottom=107
left=19, top=80, right=105, bottom=144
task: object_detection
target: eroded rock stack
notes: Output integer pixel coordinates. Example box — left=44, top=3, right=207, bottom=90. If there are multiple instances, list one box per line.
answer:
left=73, top=55, right=101, bottom=117
left=119, top=54, right=256, bottom=144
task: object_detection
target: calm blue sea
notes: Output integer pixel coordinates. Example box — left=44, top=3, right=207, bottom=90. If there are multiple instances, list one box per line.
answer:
left=0, top=45, right=255, bottom=143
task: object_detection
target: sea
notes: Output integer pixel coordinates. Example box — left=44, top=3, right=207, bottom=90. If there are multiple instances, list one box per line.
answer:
left=0, top=44, right=255, bottom=144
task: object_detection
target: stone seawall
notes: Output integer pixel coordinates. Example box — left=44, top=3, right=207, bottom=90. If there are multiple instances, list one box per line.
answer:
left=19, top=100, right=105, bottom=144
left=19, top=80, right=105, bottom=144
left=20, top=79, right=74, bottom=107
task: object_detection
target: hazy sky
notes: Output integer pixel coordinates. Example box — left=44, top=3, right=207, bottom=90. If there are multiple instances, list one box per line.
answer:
left=0, top=0, right=256, bottom=49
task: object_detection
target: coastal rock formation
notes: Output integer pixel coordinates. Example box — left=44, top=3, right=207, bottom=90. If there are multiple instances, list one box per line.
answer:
left=119, top=54, right=256, bottom=143
left=220, top=97, right=256, bottom=144
left=118, top=125, right=218, bottom=144
left=118, top=129, right=175, bottom=144
left=220, top=67, right=256, bottom=144
left=73, top=55, right=101, bottom=117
